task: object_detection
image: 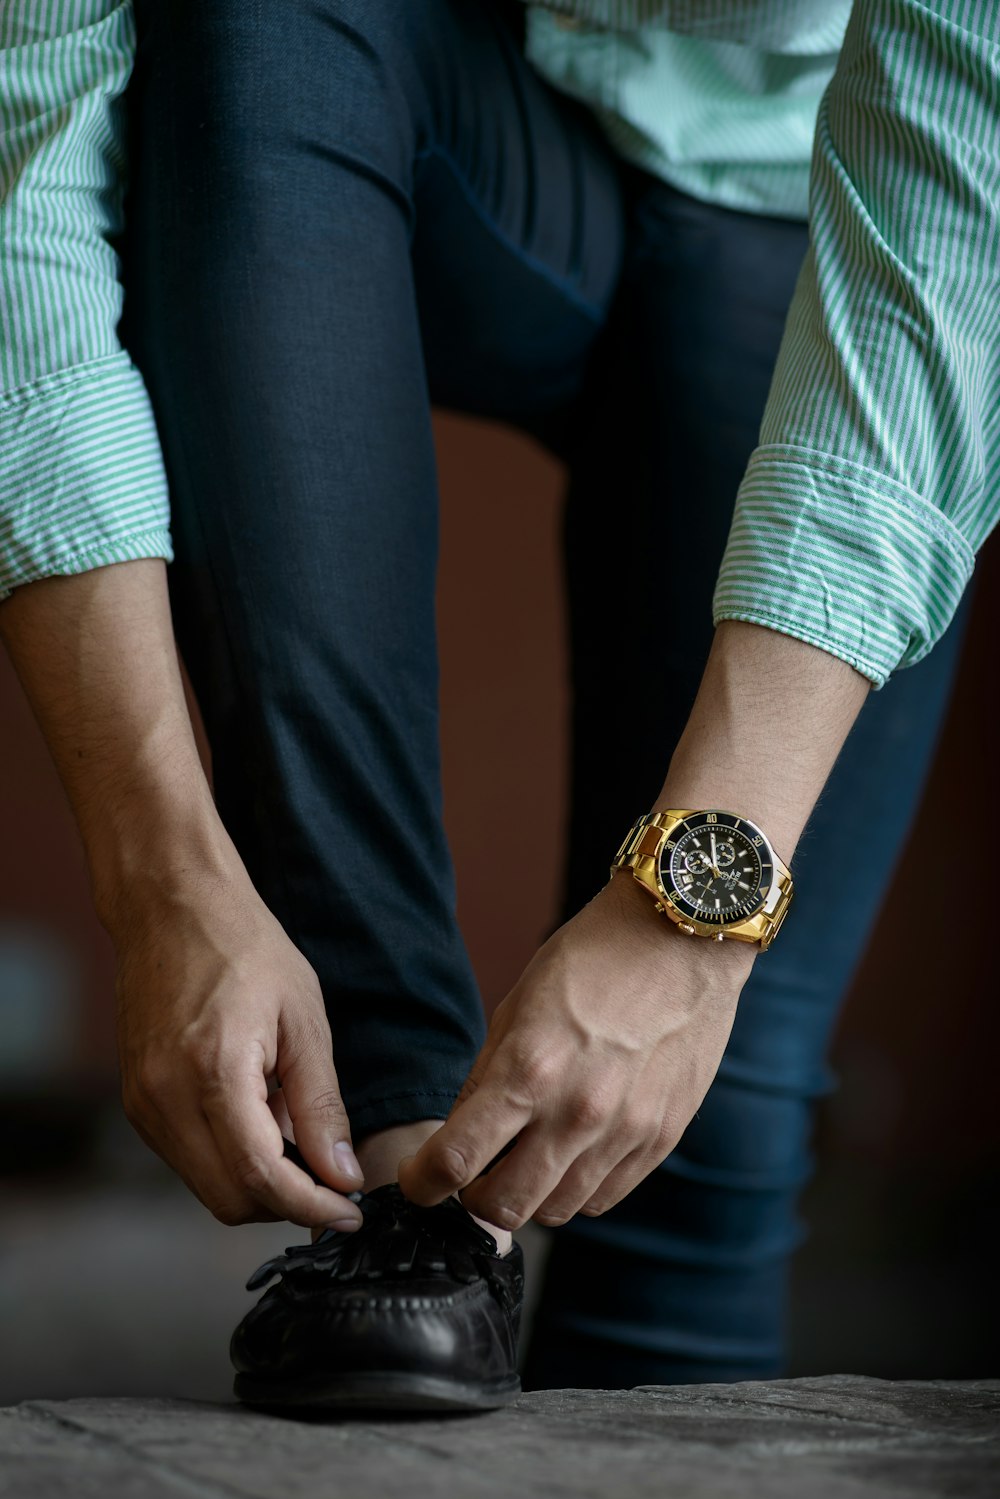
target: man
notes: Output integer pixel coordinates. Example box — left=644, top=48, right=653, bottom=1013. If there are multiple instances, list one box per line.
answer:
left=1, top=0, right=995, bottom=1409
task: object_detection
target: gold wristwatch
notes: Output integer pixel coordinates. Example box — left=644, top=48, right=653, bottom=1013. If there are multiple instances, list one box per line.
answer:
left=611, top=810, right=793, bottom=950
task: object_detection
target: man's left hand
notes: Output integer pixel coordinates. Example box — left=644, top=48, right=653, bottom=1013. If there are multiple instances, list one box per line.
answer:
left=398, top=872, right=755, bottom=1229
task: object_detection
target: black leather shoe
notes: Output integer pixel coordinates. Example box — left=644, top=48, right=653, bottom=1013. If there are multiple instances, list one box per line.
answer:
left=231, top=1184, right=524, bottom=1412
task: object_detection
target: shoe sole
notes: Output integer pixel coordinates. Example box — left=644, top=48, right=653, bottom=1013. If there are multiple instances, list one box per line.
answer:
left=233, top=1369, right=521, bottom=1414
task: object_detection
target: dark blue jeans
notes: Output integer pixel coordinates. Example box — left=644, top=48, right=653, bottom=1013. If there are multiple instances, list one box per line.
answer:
left=123, top=0, right=965, bottom=1387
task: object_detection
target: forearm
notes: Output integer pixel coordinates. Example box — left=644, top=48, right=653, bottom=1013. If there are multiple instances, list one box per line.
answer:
left=656, top=620, right=871, bottom=863
left=404, top=624, right=873, bottom=1222
left=0, top=560, right=238, bottom=930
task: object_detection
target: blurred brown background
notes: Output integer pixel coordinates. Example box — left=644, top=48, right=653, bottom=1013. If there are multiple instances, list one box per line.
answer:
left=2, top=413, right=997, bottom=1403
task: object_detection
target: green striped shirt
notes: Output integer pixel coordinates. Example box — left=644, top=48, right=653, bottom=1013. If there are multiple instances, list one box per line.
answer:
left=0, top=3, right=172, bottom=600
left=527, top=2, right=851, bottom=218
left=1, top=2, right=997, bottom=687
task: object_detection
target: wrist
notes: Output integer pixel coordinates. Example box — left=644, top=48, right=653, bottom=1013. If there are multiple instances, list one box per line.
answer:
left=653, top=622, right=870, bottom=861
left=603, top=867, right=757, bottom=984
left=651, top=779, right=799, bottom=869
left=88, top=778, right=247, bottom=939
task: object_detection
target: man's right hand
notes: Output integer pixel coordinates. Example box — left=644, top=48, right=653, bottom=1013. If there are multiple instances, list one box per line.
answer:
left=0, top=560, right=362, bottom=1230
left=114, top=872, right=364, bottom=1229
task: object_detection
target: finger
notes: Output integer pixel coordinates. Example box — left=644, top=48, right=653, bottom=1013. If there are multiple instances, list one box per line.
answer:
left=398, top=1076, right=531, bottom=1208
left=173, top=1122, right=286, bottom=1224
left=277, top=1014, right=364, bottom=1193
left=123, top=1062, right=282, bottom=1223
left=577, top=1143, right=655, bottom=1219
left=130, top=1101, right=282, bottom=1224
left=266, top=1086, right=294, bottom=1139
left=531, top=1138, right=638, bottom=1227
left=202, top=1066, right=363, bottom=1228
left=458, top=1120, right=582, bottom=1230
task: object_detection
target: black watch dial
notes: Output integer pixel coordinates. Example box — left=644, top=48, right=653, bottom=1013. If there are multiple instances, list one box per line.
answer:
left=658, top=812, right=773, bottom=926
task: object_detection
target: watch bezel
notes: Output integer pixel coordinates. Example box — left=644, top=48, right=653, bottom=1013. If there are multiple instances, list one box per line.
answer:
left=656, top=810, right=776, bottom=932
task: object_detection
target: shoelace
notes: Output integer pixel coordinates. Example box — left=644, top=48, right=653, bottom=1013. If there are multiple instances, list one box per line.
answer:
left=246, top=1184, right=505, bottom=1294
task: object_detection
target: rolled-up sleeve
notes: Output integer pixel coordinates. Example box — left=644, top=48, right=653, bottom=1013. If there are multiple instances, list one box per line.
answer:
left=0, top=0, right=172, bottom=601
left=713, top=0, right=1000, bottom=687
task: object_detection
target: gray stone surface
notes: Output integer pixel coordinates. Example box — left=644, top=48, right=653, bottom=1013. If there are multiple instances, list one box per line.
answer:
left=2, top=1378, right=997, bottom=1499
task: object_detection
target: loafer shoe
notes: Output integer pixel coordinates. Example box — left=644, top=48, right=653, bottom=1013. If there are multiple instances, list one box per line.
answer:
left=231, top=1183, right=524, bottom=1412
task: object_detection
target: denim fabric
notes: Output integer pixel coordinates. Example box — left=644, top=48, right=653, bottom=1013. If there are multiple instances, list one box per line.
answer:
left=123, top=0, right=964, bottom=1384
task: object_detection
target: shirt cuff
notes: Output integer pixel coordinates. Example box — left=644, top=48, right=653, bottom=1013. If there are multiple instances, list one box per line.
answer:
left=0, top=352, right=174, bottom=600
left=712, top=445, right=975, bottom=689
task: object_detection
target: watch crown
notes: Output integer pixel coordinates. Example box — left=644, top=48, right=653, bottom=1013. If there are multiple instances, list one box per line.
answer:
left=678, top=922, right=695, bottom=936
left=653, top=902, right=664, bottom=914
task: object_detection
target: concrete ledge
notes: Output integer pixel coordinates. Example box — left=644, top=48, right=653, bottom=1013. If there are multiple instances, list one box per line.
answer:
left=2, top=1376, right=997, bottom=1498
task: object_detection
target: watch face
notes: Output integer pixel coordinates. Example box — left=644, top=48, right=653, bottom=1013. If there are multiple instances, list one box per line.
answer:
left=658, top=812, right=773, bottom=927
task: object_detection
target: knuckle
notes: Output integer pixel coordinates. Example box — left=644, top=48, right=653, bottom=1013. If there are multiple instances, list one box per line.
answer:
left=207, top=1196, right=252, bottom=1227
left=230, top=1152, right=273, bottom=1198
left=192, top=1043, right=236, bottom=1089
left=564, top=1090, right=605, bottom=1132
left=617, top=1102, right=672, bottom=1154
left=506, top=1045, right=555, bottom=1098
left=173, top=1026, right=203, bottom=1061
left=432, top=1143, right=474, bottom=1190
left=622, top=1108, right=660, bottom=1147
left=134, top=1055, right=172, bottom=1102
left=482, top=1200, right=526, bottom=1232
left=581, top=1199, right=610, bottom=1218
left=586, top=1173, right=638, bottom=1215
left=534, top=1208, right=571, bottom=1227
left=304, top=1088, right=346, bottom=1121
left=283, top=1006, right=331, bottom=1054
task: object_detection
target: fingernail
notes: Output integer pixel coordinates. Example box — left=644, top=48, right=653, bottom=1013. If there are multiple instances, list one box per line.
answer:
left=327, top=1215, right=362, bottom=1234
left=333, top=1141, right=363, bottom=1184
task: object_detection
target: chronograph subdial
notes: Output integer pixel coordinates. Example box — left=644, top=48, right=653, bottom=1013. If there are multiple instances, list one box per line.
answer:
left=713, top=838, right=736, bottom=869
left=684, top=848, right=711, bottom=876
left=659, top=812, right=774, bottom=927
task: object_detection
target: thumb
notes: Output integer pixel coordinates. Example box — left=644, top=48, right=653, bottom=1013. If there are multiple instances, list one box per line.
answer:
left=277, top=1014, right=363, bottom=1193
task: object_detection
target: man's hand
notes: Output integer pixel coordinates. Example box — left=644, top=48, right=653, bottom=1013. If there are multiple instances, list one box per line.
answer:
left=114, top=872, right=364, bottom=1228
left=0, top=561, right=362, bottom=1229
left=399, top=872, right=754, bottom=1228
left=401, top=620, right=871, bottom=1228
